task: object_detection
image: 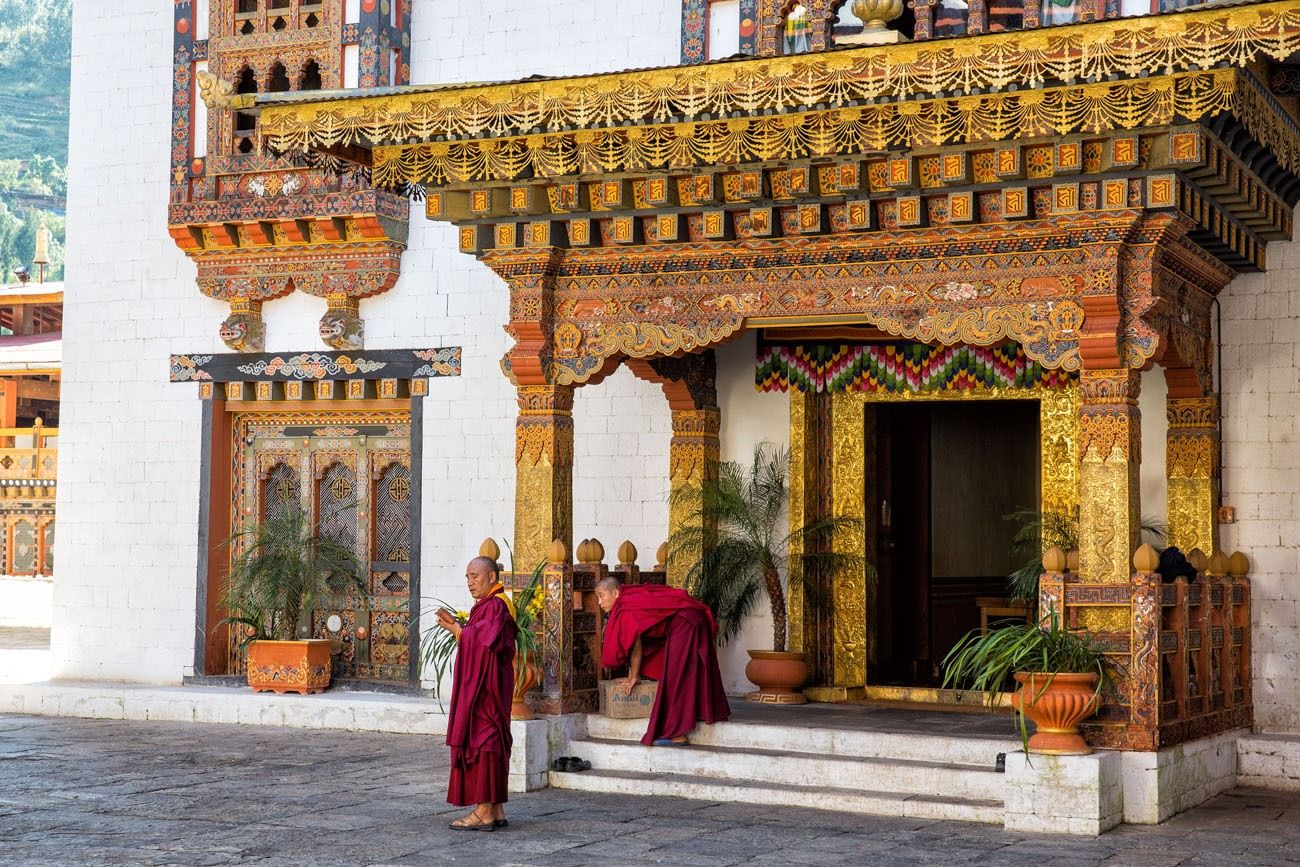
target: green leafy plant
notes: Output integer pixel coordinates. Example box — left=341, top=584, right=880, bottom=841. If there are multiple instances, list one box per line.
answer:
left=1004, top=507, right=1168, bottom=602
left=418, top=549, right=543, bottom=699
left=941, top=609, right=1110, bottom=750
left=220, top=506, right=366, bottom=645
left=670, top=442, right=865, bottom=651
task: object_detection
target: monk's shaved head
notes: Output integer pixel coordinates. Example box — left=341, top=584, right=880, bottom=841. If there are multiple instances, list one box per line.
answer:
left=465, top=556, right=501, bottom=600
left=594, top=575, right=622, bottom=613
left=469, top=556, right=501, bottom=579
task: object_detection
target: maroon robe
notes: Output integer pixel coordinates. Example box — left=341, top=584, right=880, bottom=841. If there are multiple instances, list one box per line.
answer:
left=601, top=584, right=731, bottom=745
left=446, top=586, right=516, bottom=806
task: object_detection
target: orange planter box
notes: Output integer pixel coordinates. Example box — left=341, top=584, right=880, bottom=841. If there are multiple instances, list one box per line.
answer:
left=246, top=639, right=333, bottom=695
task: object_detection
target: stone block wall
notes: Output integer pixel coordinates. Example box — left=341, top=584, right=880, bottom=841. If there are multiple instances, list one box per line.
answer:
left=1219, top=240, right=1300, bottom=734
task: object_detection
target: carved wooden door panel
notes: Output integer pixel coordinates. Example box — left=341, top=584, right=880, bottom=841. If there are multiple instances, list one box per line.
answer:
left=232, top=411, right=412, bottom=681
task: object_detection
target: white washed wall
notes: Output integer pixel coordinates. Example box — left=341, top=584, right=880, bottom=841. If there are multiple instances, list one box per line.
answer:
left=1219, top=243, right=1300, bottom=733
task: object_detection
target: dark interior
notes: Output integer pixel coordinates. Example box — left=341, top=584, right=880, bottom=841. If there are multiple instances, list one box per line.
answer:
left=869, top=400, right=1040, bottom=687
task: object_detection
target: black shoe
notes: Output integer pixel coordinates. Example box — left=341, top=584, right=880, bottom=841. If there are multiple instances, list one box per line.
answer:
left=568, top=757, right=592, bottom=772
left=493, top=819, right=509, bottom=828
left=550, top=756, right=573, bottom=772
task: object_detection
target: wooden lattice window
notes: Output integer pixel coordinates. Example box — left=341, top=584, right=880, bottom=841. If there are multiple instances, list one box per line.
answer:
left=261, top=462, right=300, bottom=522
left=373, top=463, right=411, bottom=567
left=316, top=462, right=358, bottom=553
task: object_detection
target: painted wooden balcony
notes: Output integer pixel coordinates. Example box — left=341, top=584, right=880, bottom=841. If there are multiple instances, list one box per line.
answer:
left=0, top=422, right=56, bottom=577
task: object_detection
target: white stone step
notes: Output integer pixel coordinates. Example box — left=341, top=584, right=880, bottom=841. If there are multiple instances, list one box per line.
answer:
left=584, top=714, right=1018, bottom=767
left=572, top=736, right=1004, bottom=800
left=550, top=767, right=1004, bottom=824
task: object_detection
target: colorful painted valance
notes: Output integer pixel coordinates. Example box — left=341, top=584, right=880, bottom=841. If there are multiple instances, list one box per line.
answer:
left=756, top=341, right=1075, bottom=394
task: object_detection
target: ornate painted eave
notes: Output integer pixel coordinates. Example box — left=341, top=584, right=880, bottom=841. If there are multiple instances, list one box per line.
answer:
left=253, top=1, right=1300, bottom=183
left=208, top=1, right=1300, bottom=391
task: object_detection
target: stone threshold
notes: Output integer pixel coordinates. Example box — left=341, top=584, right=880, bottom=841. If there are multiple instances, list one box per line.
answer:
left=0, top=679, right=450, bottom=735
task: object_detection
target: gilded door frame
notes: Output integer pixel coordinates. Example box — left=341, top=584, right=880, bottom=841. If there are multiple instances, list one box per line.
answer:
left=788, top=384, right=1080, bottom=700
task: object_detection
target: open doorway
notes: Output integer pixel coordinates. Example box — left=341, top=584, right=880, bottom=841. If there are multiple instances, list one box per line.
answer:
left=869, top=400, right=1040, bottom=687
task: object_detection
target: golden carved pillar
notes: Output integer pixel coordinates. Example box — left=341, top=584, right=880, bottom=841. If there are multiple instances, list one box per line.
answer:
left=789, top=389, right=869, bottom=700
left=667, top=407, right=721, bottom=587
left=1039, top=386, right=1082, bottom=519
left=788, top=390, right=812, bottom=658
left=1078, top=369, right=1142, bottom=584
left=828, top=391, right=868, bottom=692
left=514, top=385, right=574, bottom=571
left=1167, top=396, right=1218, bottom=555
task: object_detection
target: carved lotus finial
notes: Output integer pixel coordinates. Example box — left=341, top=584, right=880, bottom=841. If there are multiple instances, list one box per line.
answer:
left=851, top=0, right=905, bottom=29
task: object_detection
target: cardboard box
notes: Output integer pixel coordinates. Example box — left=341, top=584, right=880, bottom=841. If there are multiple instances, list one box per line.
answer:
left=600, top=678, right=658, bottom=719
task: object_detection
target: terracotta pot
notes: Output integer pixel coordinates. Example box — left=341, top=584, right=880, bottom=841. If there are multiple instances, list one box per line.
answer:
left=744, top=650, right=808, bottom=705
left=511, top=656, right=540, bottom=720
left=246, top=639, right=333, bottom=695
left=1011, top=672, right=1101, bottom=755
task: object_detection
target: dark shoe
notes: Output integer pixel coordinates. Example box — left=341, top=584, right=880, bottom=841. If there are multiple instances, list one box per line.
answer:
left=568, top=757, right=591, bottom=772
left=550, top=756, right=573, bottom=772
left=494, top=819, right=509, bottom=828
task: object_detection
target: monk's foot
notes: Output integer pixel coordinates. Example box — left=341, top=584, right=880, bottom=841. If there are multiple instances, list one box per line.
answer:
left=493, top=805, right=508, bottom=828
left=449, top=808, right=496, bottom=831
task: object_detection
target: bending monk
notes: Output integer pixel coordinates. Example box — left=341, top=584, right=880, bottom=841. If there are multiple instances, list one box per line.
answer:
left=596, top=577, right=731, bottom=746
left=438, top=556, right=517, bottom=831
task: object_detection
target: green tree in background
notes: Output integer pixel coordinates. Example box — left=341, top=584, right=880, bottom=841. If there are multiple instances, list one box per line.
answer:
left=0, top=0, right=72, bottom=163
left=0, top=0, right=71, bottom=283
left=0, top=202, right=63, bottom=283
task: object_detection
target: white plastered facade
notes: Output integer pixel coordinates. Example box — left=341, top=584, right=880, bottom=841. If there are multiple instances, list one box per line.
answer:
left=53, top=1, right=1300, bottom=726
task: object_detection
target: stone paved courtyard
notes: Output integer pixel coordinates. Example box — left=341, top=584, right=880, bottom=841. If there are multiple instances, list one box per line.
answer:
left=1, top=714, right=1298, bottom=866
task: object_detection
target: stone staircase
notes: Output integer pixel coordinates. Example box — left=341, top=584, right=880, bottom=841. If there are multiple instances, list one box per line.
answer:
left=550, top=713, right=1019, bottom=823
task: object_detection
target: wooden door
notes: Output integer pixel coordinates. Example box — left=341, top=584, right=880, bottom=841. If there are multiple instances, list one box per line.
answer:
left=231, top=410, right=413, bottom=681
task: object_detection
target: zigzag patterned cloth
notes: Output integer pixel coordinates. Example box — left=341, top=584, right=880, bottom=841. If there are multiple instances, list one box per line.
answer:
left=755, top=341, right=1073, bottom=394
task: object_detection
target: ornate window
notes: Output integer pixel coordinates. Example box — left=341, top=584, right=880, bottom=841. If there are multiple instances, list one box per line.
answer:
left=266, top=61, right=291, bottom=92
left=233, top=66, right=258, bottom=153
left=261, top=462, right=301, bottom=522
left=300, top=58, right=322, bottom=90
left=316, top=461, right=359, bottom=554
left=372, top=462, right=412, bottom=596
left=783, top=2, right=813, bottom=53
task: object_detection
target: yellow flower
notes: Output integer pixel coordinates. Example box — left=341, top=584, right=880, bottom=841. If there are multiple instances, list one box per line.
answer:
left=455, top=610, right=469, bottom=624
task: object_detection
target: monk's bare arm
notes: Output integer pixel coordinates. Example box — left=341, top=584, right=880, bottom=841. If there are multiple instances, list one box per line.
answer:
left=623, top=638, right=643, bottom=695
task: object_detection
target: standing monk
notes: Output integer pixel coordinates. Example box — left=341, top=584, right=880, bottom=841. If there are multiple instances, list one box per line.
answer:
left=596, top=577, right=731, bottom=746
left=437, top=556, right=516, bottom=831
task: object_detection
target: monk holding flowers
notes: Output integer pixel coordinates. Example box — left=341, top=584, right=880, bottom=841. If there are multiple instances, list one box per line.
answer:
left=437, top=556, right=516, bottom=831
left=596, top=576, right=731, bottom=746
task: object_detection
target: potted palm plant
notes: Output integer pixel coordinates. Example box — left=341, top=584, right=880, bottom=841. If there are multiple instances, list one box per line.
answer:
left=221, top=506, right=366, bottom=695
left=670, top=443, right=862, bottom=704
left=420, top=557, right=543, bottom=720
left=941, top=603, right=1108, bottom=755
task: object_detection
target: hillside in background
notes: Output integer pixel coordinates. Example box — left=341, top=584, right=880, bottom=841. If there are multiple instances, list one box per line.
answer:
left=0, top=0, right=71, bottom=283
